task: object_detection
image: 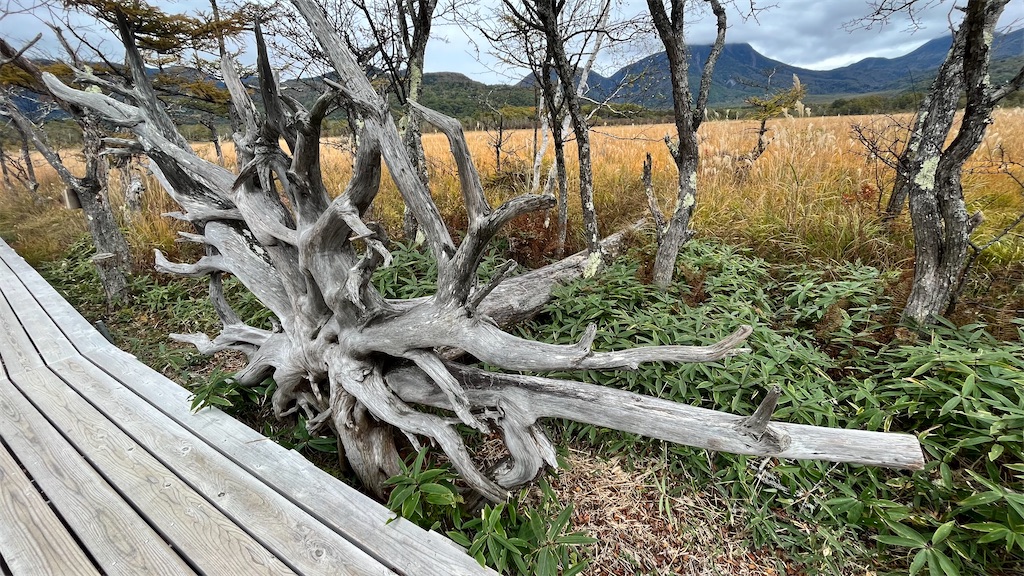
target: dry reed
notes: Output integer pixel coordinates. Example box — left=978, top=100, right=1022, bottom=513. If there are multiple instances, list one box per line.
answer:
left=3, top=110, right=1023, bottom=272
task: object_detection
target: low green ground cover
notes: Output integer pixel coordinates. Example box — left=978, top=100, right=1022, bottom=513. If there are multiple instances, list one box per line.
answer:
left=39, top=238, right=1023, bottom=575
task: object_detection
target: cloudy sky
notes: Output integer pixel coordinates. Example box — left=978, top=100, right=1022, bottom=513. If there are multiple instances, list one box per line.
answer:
left=3, top=0, right=1023, bottom=84
left=425, top=0, right=1024, bottom=83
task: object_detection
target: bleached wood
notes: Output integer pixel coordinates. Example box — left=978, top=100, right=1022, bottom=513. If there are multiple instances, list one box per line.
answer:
left=1, top=368, right=294, bottom=574
left=0, top=413, right=101, bottom=576
left=77, top=348, right=495, bottom=575
left=0, top=375, right=197, bottom=575
left=0, top=296, right=46, bottom=376
left=0, top=242, right=104, bottom=353
left=0, top=239, right=494, bottom=576
left=51, top=357, right=394, bottom=576
left=0, top=261, right=78, bottom=364
left=389, top=366, right=924, bottom=470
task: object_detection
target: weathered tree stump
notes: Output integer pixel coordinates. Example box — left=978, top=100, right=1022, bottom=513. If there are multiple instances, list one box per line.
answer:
left=41, top=0, right=925, bottom=501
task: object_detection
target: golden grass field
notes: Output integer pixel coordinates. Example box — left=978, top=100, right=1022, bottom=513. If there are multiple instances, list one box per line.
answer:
left=3, top=109, right=1023, bottom=274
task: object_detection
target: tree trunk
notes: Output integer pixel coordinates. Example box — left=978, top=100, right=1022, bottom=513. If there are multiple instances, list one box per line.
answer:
left=0, top=97, right=130, bottom=304
left=17, top=127, right=41, bottom=201
left=0, top=138, right=11, bottom=189
left=536, top=0, right=600, bottom=259
left=551, top=119, right=569, bottom=258
left=116, top=155, right=145, bottom=214
left=535, top=62, right=571, bottom=258
left=646, top=0, right=727, bottom=288
left=531, top=93, right=548, bottom=195
left=903, top=164, right=971, bottom=323
left=73, top=124, right=131, bottom=303
left=204, top=120, right=225, bottom=166
left=898, top=0, right=1020, bottom=324
left=0, top=119, right=42, bottom=201
left=883, top=26, right=965, bottom=221
left=652, top=146, right=696, bottom=286
left=396, top=0, right=436, bottom=244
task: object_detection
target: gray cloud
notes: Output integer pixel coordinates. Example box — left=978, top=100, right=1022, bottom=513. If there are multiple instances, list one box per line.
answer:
left=2, top=0, right=1022, bottom=84
left=679, top=0, right=1023, bottom=70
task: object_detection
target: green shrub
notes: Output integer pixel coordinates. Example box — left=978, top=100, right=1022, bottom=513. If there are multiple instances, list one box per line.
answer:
left=47, top=236, right=1022, bottom=574
left=516, top=240, right=1022, bottom=575
left=385, top=449, right=594, bottom=575
left=839, top=320, right=1024, bottom=575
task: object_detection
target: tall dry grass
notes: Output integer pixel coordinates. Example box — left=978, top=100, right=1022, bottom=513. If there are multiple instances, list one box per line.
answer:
left=3, top=109, right=1023, bottom=271
left=351, top=109, right=1023, bottom=269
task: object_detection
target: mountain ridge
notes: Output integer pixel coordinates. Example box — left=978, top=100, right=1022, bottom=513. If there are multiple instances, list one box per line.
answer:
left=511, top=28, right=1024, bottom=108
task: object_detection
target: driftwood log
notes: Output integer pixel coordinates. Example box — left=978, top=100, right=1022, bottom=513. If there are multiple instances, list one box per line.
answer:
left=41, top=0, right=924, bottom=502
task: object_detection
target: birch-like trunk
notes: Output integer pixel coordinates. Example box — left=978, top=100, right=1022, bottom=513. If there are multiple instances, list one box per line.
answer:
left=533, top=0, right=610, bottom=260
left=646, top=0, right=727, bottom=288
left=535, top=0, right=600, bottom=259
left=397, top=0, right=436, bottom=242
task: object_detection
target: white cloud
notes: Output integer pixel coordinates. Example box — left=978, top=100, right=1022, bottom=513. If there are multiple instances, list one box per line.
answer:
left=2, top=0, right=1022, bottom=85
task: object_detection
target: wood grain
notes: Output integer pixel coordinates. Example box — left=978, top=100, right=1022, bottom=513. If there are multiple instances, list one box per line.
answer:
left=0, top=239, right=491, bottom=575
left=0, top=294, right=45, bottom=376
left=79, top=350, right=495, bottom=576
left=0, top=243, right=107, bottom=353
left=7, top=365, right=297, bottom=575
left=0, top=375, right=197, bottom=576
left=52, top=357, right=394, bottom=576
left=0, top=409, right=101, bottom=576
left=0, top=248, right=294, bottom=574
left=0, top=258, right=78, bottom=363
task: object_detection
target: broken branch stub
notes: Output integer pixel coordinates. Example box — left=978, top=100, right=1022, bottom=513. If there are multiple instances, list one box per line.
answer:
left=40, top=0, right=924, bottom=502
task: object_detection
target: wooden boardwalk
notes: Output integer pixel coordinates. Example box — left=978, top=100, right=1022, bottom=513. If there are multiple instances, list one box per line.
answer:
left=0, top=239, right=494, bottom=575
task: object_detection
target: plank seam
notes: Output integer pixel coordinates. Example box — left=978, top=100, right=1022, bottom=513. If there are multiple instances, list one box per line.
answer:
left=0, top=244, right=487, bottom=575
left=0, top=273, right=408, bottom=573
left=0, top=271, right=305, bottom=574
left=0, top=433, right=106, bottom=575
left=0, top=363, right=201, bottom=575
left=40, top=362, right=311, bottom=575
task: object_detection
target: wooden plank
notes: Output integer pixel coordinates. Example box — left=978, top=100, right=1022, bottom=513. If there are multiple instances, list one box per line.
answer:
left=0, top=393, right=101, bottom=576
left=0, top=256, right=297, bottom=574
left=81, top=351, right=495, bottom=576
left=0, top=293, right=45, bottom=377
left=0, top=377, right=197, bottom=576
left=0, top=243, right=102, bottom=355
left=0, top=363, right=297, bottom=576
left=0, top=239, right=493, bottom=575
left=0, top=263, right=79, bottom=365
left=51, top=356, right=395, bottom=576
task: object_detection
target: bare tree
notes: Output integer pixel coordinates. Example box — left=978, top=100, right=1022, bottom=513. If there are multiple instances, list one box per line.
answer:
left=644, top=0, right=728, bottom=287
left=0, top=37, right=130, bottom=304
left=38, top=0, right=923, bottom=502
left=738, top=72, right=806, bottom=175
left=515, top=0, right=606, bottom=262
left=0, top=116, right=43, bottom=201
left=269, top=0, right=442, bottom=241
left=483, top=100, right=518, bottom=173
left=862, top=0, right=1024, bottom=324
left=351, top=0, right=439, bottom=239
left=479, top=0, right=627, bottom=261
